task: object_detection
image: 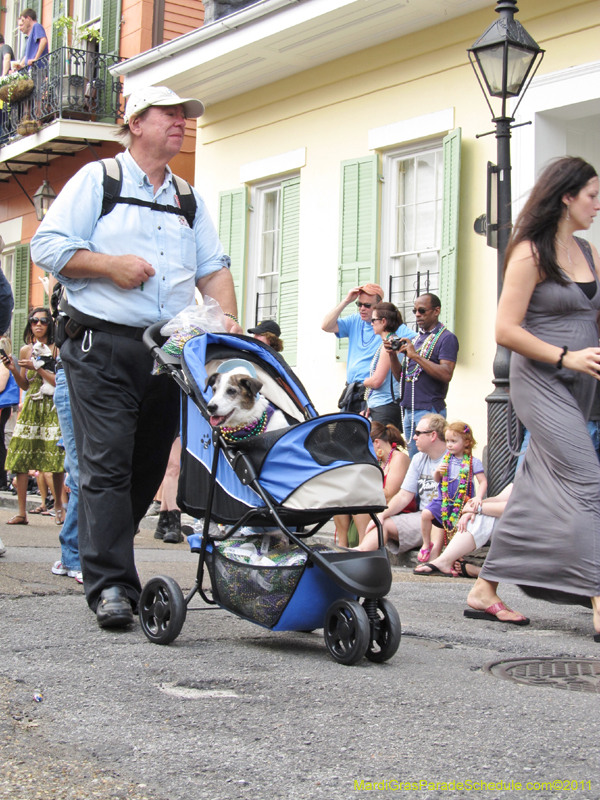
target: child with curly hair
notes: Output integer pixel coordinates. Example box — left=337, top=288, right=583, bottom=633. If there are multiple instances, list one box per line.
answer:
left=416, top=421, right=487, bottom=566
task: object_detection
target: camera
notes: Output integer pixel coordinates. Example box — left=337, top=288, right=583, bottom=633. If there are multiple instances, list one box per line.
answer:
left=387, top=336, right=410, bottom=352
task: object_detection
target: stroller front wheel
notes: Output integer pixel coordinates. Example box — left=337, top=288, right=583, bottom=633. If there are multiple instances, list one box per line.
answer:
left=363, top=597, right=401, bottom=663
left=324, top=599, right=370, bottom=665
left=139, top=576, right=186, bottom=645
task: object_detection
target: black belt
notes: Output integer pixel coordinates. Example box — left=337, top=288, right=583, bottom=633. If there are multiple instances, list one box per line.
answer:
left=62, top=301, right=146, bottom=341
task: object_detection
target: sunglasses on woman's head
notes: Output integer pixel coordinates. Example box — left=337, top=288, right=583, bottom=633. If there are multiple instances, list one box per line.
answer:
left=355, top=301, right=373, bottom=309
left=30, top=317, right=50, bottom=325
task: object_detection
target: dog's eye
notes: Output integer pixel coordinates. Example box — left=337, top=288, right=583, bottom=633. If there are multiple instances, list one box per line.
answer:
left=226, top=387, right=237, bottom=396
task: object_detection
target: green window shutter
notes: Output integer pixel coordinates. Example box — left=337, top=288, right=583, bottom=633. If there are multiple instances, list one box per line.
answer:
left=337, top=155, right=379, bottom=359
left=439, top=128, right=461, bottom=333
left=218, top=188, right=248, bottom=318
left=52, top=0, right=66, bottom=50
left=277, top=177, right=300, bottom=367
left=101, top=0, right=120, bottom=55
left=12, top=244, right=31, bottom=347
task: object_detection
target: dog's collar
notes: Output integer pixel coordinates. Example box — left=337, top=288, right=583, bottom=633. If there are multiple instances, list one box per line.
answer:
left=221, top=404, right=275, bottom=444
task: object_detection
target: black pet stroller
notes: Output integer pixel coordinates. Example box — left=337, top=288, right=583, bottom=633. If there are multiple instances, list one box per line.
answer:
left=140, top=326, right=401, bottom=665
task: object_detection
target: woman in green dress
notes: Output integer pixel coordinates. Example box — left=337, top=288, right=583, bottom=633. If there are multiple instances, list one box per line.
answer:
left=2, top=308, right=64, bottom=525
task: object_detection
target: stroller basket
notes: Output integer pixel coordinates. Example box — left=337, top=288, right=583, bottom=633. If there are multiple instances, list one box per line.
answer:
left=205, top=548, right=304, bottom=628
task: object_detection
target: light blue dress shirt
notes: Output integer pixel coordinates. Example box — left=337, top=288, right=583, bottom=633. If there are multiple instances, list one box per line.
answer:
left=336, top=314, right=416, bottom=383
left=31, top=150, right=230, bottom=327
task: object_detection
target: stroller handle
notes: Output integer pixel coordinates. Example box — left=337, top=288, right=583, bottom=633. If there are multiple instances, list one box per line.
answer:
left=143, top=321, right=182, bottom=368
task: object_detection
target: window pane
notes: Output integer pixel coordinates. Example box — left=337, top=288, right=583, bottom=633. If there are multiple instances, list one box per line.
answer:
left=260, top=190, right=280, bottom=276
left=415, top=201, right=435, bottom=250
left=387, top=146, right=443, bottom=326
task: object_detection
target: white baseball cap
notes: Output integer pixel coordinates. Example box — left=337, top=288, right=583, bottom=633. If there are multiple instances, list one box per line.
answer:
left=123, top=86, right=205, bottom=125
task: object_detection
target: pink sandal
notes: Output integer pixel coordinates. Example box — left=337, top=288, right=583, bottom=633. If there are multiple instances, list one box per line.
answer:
left=417, top=545, right=433, bottom=563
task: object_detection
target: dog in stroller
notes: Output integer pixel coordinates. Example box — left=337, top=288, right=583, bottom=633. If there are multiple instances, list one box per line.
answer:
left=139, top=325, right=401, bottom=665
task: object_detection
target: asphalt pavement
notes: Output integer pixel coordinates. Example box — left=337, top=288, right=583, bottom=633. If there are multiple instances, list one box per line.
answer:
left=2, top=499, right=600, bottom=800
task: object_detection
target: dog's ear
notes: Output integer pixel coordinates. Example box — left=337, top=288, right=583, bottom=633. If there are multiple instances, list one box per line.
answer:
left=239, top=376, right=263, bottom=397
left=205, top=373, right=219, bottom=392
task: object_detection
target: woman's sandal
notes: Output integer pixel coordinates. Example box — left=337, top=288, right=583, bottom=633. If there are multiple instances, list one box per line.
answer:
left=417, top=545, right=433, bottom=563
left=6, top=515, right=28, bottom=525
left=31, top=505, right=48, bottom=515
left=55, top=508, right=66, bottom=525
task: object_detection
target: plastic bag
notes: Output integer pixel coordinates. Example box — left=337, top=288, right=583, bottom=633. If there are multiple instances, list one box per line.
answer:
left=153, top=297, right=228, bottom=374
left=160, top=296, right=227, bottom=337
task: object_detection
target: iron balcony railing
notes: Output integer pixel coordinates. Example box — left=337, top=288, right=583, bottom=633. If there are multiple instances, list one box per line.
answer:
left=0, top=47, right=123, bottom=145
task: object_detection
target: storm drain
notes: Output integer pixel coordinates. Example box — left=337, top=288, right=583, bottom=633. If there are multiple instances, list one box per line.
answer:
left=484, top=658, right=600, bottom=693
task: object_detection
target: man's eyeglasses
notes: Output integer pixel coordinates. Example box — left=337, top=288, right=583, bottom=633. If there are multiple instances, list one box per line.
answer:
left=30, top=317, right=50, bottom=325
left=412, top=307, right=430, bottom=315
left=356, top=301, right=373, bottom=309
left=413, top=429, right=433, bottom=436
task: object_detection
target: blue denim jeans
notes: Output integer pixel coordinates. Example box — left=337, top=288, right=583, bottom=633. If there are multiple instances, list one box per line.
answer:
left=54, top=368, right=80, bottom=571
left=403, top=406, right=447, bottom=459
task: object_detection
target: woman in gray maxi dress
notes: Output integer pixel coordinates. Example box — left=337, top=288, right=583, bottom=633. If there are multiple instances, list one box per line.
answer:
left=465, top=157, right=600, bottom=634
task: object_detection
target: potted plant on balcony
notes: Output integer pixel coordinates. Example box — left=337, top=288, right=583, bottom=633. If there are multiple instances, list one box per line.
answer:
left=52, top=16, right=103, bottom=117
left=0, top=73, right=34, bottom=104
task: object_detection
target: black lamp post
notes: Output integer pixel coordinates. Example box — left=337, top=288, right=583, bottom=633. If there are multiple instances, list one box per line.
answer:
left=468, top=0, right=544, bottom=496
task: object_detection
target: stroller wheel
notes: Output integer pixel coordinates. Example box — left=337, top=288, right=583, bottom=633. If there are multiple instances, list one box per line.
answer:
left=139, top=576, right=186, bottom=645
left=363, top=597, right=401, bottom=663
left=323, top=599, right=370, bottom=665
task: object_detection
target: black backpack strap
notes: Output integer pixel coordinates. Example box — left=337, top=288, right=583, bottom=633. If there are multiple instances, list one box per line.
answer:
left=172, top=174, right=197, bottom=228
left=99, top=158, right=197, bottom=227
left=100, top=157, right=122, bottom=219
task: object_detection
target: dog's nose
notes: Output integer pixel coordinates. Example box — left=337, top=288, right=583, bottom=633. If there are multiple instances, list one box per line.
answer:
left=207, top=403, right=216, bottom=414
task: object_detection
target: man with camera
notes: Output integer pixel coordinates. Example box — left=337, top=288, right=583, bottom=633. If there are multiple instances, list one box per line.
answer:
left=31, top=86, right=241, bottom=630
left=322, top=283, right=415, bottom=413
left=387, top=293, right=458, bottom=457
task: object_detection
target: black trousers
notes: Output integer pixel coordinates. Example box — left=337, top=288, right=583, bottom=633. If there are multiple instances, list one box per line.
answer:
left=62, top=331, right=179, bottom=612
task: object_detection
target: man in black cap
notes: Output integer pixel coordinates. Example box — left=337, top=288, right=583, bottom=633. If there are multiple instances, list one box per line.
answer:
left=248, top=320, right=284, bottom=353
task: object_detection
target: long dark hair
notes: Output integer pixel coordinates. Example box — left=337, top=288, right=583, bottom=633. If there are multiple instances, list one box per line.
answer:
left=23, top=307, right=55, bottom=345
left=372, top=302, right=402, bottom=333
left=505, top=156, right=598, bottom=284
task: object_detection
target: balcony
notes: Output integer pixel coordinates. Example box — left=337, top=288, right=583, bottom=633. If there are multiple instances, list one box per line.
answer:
left=0, top=47, right=123, bottom=178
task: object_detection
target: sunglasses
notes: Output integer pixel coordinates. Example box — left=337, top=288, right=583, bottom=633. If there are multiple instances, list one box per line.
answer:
left=356, top=301, right=373, bottom=309
left=412, top=307, right=430, bottom=315
left=413, top=429, right=433, bottom=436
left=370, top=317, right=383, bottom=324
left=30, top=316, right=50, bottom=325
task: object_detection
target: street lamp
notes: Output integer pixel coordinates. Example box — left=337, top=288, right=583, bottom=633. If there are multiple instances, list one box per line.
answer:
left=32, top=180, right=57, bottom=222
left=468, top=0, right=544, bottom=496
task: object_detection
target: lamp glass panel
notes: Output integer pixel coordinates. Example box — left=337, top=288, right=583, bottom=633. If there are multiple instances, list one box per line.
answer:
left=475, top=44, right=506, bottom=96
left=505, top=45, right=535, bottom=95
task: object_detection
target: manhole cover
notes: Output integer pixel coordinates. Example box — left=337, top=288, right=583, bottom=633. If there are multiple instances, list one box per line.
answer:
left=485, top=658, right=600, bottom=693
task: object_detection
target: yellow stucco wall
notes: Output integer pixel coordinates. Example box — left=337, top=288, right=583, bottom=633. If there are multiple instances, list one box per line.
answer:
left=193, top=0, right=600, bottom=455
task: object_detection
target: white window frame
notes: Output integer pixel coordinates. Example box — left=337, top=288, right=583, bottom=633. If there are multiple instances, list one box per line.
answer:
left=6, top=1, right=29, bottom=59
left=245, top=172, right=299, bottom=328
left=1, top=250, right=15, bottom=296
left=380, top=138, right=444, bottom=327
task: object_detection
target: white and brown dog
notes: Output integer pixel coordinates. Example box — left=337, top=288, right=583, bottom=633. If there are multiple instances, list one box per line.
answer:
left=205, top=361, right=288, bottom=438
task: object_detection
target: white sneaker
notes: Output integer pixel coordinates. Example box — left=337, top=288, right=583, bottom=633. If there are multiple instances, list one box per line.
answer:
left=0, top=535, right=5, bottom=557
left=68, top=568, right=83, bottom=584
left=51, top=560, right=68, bottom=576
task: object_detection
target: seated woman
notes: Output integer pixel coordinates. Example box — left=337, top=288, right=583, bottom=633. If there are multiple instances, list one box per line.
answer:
left=335, top=422, right=410, bottom=547
left=413, top=484, right=512, bottom=577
